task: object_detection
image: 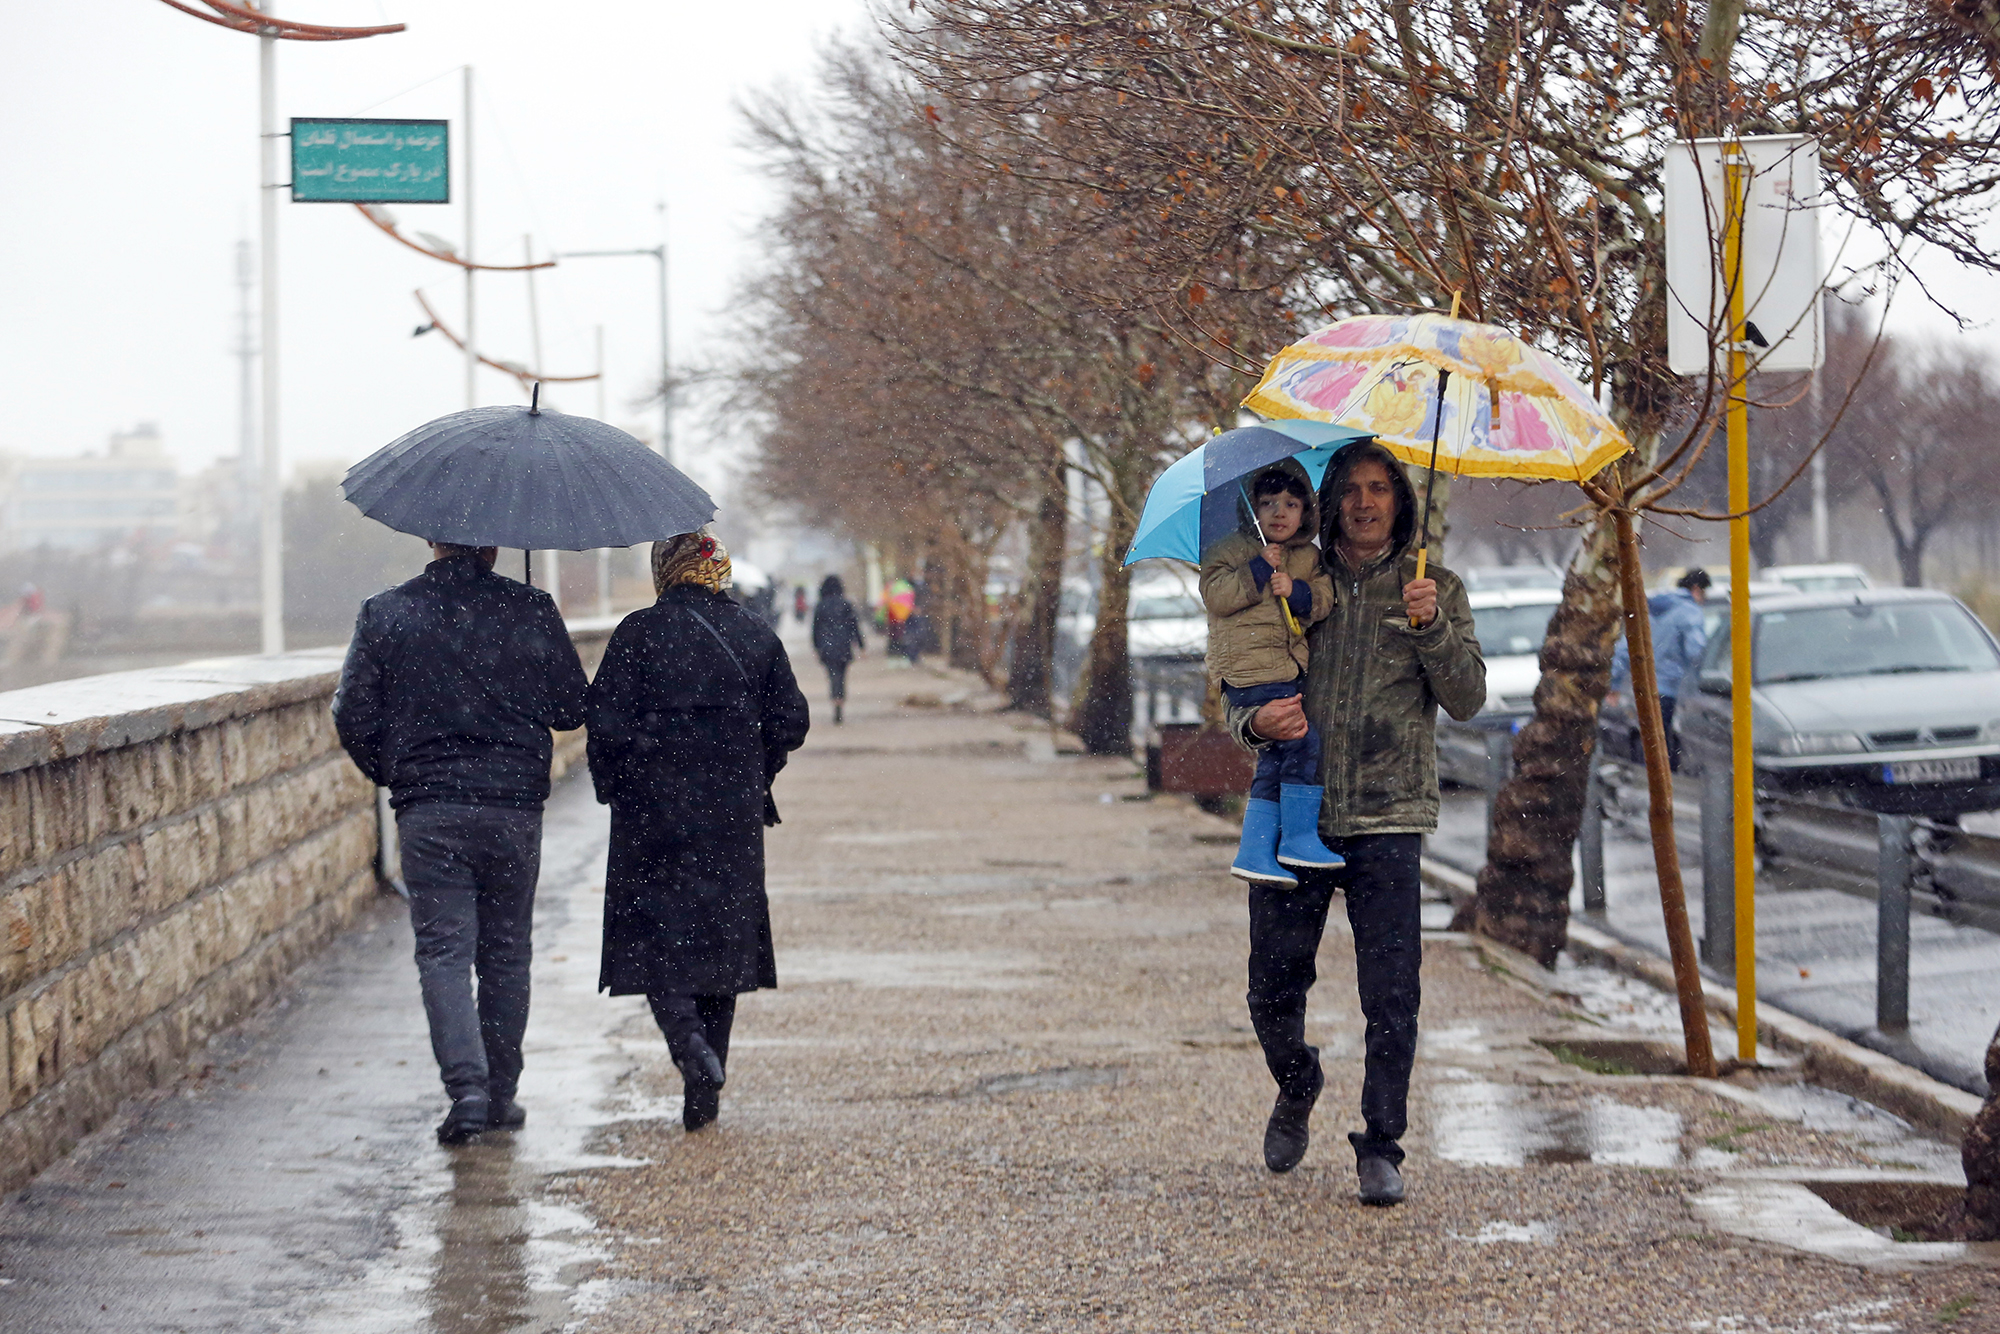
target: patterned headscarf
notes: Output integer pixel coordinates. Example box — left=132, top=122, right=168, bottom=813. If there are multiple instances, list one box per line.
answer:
left=652, top=529, right=733, bottom=594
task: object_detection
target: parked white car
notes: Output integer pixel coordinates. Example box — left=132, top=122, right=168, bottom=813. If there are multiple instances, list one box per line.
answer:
left=1761, top=562, right=1874, bottom=594
left=1126, top=573, right=1208, bottom=660
left=1055, top=565, right=1210, bottom=675
left=1435, top=586, right=1563, bottom=786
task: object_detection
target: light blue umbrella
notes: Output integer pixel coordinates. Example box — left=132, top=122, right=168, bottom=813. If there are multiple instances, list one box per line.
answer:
left=1123, top=420, right=1373, bottom=566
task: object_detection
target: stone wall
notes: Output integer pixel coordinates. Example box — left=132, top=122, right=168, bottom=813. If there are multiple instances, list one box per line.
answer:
left=0, top=618, right=617, bottom=1194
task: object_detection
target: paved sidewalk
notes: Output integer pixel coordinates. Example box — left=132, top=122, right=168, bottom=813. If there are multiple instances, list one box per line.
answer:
left=6, top=652, right=2000, bottom=1331
left=572, top=660, right=2000, bottom=1331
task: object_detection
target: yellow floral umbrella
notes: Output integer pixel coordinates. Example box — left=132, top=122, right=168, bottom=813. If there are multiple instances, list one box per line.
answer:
left=1243, top=311, right=1631, bottom=484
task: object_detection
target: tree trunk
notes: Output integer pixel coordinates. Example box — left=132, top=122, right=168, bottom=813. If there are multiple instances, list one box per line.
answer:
left=1899, top=533, right=1927, bottom=588
left=947, top=555, right=983, bottom=672
left=1612, top=506, right=1718, bottom=1077
left=1007, top=463, right=1066, bottom=717
left=1073, top=530, right=1134, bottom=755
left=1964, top=1022, right=2000, bottom=1239
left=1468, top=511, right=1625, bottom=966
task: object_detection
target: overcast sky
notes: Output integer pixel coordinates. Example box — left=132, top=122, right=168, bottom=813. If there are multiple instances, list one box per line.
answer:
left=4, top=5, right=1996, bottom=502
left=0, top=0, right=871, bottom=494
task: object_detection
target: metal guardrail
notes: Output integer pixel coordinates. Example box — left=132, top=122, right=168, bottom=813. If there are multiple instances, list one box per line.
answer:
left=1576, top=754, right=2000, bottom=1036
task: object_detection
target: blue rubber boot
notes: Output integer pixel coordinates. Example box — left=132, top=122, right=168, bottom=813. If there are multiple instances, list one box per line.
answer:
left=1276, top=785, right=1345, bottom=869
left=1230, top=798, right=1297, bottom=887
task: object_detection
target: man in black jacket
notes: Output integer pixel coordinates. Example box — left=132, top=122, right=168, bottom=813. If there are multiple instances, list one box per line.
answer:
left=333, top=544, right=589, bottom=1144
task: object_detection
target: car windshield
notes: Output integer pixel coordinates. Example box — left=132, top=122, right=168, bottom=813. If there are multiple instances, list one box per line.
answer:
left=1129, top=592, right=1204, bottom=621
left=1754, top=603, right=2000, bottom=684
left=1473, top=603, right=1557, bottom=657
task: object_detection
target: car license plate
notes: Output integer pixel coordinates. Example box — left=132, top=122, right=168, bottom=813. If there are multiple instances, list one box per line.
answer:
left=1883, top=757, right=1982, bottom=784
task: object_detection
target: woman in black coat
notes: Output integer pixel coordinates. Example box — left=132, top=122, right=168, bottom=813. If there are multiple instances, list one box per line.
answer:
left=586, top=530, right=810, bottom=1131
left=809, top=574, right=866, bottom=724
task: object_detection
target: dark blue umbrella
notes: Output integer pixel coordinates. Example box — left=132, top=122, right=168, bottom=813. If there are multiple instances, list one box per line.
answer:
left=342, top=399, right=715, bottom=550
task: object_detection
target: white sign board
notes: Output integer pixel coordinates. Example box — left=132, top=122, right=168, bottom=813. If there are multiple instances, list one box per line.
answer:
left=1664, top=134, right=1823, bottom=375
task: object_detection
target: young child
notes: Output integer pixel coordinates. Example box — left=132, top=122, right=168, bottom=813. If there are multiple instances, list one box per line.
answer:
left=1198, top=461, right=1343, bottom=885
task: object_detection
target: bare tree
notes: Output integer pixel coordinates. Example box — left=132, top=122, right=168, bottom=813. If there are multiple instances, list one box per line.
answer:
left=909, top=0, right=2000, bottom=963
left=1817, top=306, right=2000, bottom=586
left=733, top=45, right=1279, bottom=742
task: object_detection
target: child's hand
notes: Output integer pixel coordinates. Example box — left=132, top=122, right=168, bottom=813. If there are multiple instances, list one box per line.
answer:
left=1260, top=543, right=1284, bottom=568
left=1268, top=570, right=1293, bottom=598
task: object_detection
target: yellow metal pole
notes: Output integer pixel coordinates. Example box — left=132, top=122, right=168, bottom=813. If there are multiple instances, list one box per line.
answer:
left=1723, top=141, right=1758, bottom=1062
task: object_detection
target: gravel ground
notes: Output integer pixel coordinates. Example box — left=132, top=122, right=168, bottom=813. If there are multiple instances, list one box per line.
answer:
left=568, top=658, right=2000, bottom=1333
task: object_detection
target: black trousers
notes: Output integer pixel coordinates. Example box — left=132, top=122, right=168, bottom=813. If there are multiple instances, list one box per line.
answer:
left=647, top=993, right=738, bottom=1073
left=821, top=657, right=850, bottom=702
left=397, top=802, right=543, bottom=1105
left=1246, top=832, right=1422, bottom=1167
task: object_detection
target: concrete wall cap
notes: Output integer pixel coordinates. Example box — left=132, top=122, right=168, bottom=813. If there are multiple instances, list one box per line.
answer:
left=0, top=613, right=621, bottom=777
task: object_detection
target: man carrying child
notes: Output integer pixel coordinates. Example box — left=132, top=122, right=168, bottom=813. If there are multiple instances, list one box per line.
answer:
left=1221, top=440, right=1485, bottom=1208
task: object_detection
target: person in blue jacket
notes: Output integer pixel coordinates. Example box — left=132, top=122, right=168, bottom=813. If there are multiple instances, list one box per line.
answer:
left=1610, top=567, right=1710, bottom=770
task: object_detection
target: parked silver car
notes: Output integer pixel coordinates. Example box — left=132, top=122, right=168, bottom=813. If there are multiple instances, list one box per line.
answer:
left=1762, top=562, right=1874, bottom=594
left=1436, top=586, right=1562, bottom=786
left=1677, top=588, right=2000, bottom=816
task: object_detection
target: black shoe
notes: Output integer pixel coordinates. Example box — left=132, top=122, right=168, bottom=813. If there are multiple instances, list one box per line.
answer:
left=1357, top=1155, right=1405, bottom=1206
left=436, top=1096, right=490, bottom=1146
left=676, top=1036, right=726, bottom=1091
left=682, top=1081, right=720, bottom=1132
left=677, top=1036, right=725, bottom=1132
left=1262, top=1058, right=1323, bottom=1173
left=486, top=1099, right=526, bottom=1131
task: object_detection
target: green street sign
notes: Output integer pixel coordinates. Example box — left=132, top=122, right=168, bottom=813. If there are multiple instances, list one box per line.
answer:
left=291, top=118, right=449, bottom=204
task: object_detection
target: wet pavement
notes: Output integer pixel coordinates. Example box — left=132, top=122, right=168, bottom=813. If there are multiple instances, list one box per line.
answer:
left=0, top=773, right=635, bottom=1332
left=7, top=647, right=2000, bottom=1330
left=1427, top=772, right=2000, bottom=1094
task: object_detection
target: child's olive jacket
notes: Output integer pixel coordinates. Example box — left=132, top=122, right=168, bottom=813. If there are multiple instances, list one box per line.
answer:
left=1198, top=460, right=1336, bottom=688
left=1225, top=441, right=1486, bottom=836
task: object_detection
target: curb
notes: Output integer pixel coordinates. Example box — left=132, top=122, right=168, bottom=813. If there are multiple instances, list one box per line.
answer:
left=1420, top=858, right=1986, bottom=1142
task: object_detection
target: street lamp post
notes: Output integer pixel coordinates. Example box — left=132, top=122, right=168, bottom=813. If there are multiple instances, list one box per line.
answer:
left=558, top=232, right=672, bottom=466
left=257, top=25, right=281, bottom=654
left=153, top=0, right=405, bottom=654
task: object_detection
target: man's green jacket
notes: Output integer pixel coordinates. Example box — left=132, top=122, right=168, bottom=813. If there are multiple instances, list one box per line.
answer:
left=1228, top=544, right=1486, bottom=837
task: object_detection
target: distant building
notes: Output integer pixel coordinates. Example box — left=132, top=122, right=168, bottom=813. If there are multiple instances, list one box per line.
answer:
left=0, top=425, right=185, bottom=552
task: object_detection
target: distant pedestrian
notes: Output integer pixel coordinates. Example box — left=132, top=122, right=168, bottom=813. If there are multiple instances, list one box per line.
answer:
left=810, top=574, right=866, bottom=724
left=332, top=543, right=589, bottom=1145
left=1227, top=440, right=1485, bottom=1206
left=794, top=584, right=810, bottom=623
left=904, top=596, right=929, bottom=668
left=585, top=530, right=810, bottom=1132
left=1610, top=568, right=1709, bottom=771
left=1198, top=460, right=1342, bottom=884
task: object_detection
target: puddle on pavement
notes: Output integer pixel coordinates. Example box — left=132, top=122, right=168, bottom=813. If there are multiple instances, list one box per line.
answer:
left=297, top=795, right=645, bottom=1333
left=783, top=948, right=1042, bottom=989
left=1723, top=1084, right=1963, bottom=1175
left=1449, top=1219, right=1557, bottom=1244
left=1427, top=1077, right=1684, bottom=1167
left=1551, top=953, right=1688, bottom=1032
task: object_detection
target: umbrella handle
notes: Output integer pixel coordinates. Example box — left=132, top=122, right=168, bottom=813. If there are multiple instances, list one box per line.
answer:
left=1241, top=477, right=1302, bottom=635
left=1409, top=546, right=1428, bottom=629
